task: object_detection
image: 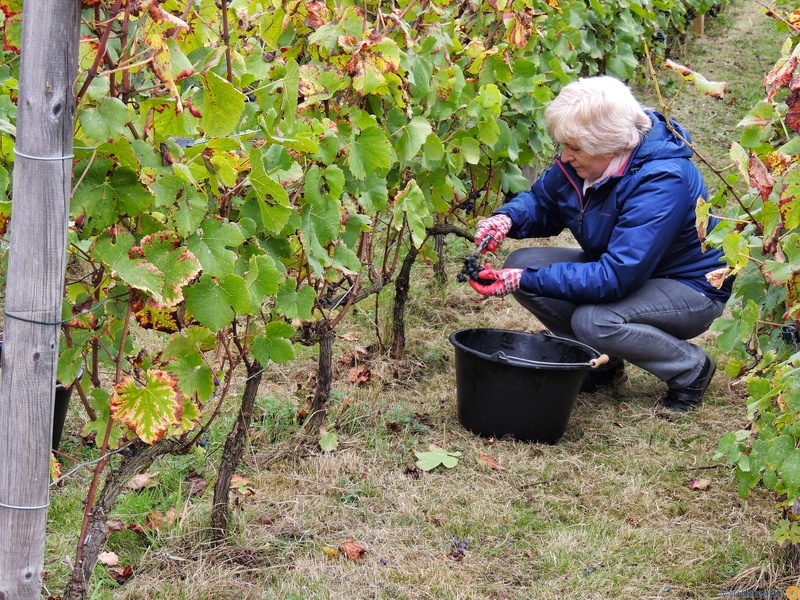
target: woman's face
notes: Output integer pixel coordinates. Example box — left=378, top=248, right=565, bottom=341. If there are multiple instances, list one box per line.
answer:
left=559, top=143, right=615, bottom=181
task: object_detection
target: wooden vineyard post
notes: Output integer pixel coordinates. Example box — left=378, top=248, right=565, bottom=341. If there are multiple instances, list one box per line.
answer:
left=0, top=0, right=81, bottom=597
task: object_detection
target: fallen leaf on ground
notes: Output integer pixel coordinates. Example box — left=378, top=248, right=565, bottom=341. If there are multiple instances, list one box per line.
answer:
left=231, top=474, right=255, bottom=496
left=108, top=566, right=134, bottom=584
left=688, top=478, right=712, bottom=491
left=106, top=519, right=126, bottom=533
left=477, top=453, right=501, bottom=470
left=348, top=364, right=371, bottom=384
left=339, top=537, right=367, bottom=560
left=322, top=546, right=339, bottom=558
left=98, top=551, right=119, bottom=566
left=126, top=472, right=159, bottom=490
left=188, top=473, right=209, bottom=497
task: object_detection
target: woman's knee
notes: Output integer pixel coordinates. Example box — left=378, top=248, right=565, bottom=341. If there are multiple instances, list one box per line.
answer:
left=503, top=247, right=586, bottom=270
left=572, top=305, right=621, bottom=343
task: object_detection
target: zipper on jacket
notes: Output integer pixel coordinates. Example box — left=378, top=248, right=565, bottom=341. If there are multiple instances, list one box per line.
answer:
left=577, top=187, right=592, bottom=243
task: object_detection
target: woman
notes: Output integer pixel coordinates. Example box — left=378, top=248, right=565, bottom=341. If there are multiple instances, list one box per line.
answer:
left=470, top=75, right=731, bottom=411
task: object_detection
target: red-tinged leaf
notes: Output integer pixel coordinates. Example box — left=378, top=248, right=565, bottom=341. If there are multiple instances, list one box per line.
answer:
left=126, top=472, right=160, bottom=490
left=688, top=478, right=712, bottom=491
left=348, top=364, right=371, bottom=384
left=107, top=566, right=134, bottom=584
left=0, top=0, right=20, bottom=18
left=787, top=89, right=800, bottom=134
left=789, top=9, right=800, bottom=33
left=748, top=152, right=777, bottom=201
left=50, top=454, right=61, bottom=482
left=477, top=453, right=501, bottom=471
left=3, top=12, right=21, bottom=54
left=705, top=267, right=731, bottom=290
left=306, top=1, right=331, bottom=29
left=111, top=370, right=182, bottom=445
left=231, top=474, right=255, bottom=497
left=339, top=538, right=367, bottom=560
left=764, top=44, right=800, bottom=101
left=506, top=9, right=542, bottom=49
left=131, top=295, right=180, bottom=333
left=143, top=0, right=190, bottom=30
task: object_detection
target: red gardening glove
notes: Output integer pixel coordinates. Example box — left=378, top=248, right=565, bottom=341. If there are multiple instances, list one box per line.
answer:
left=474, top=214, right=512, bottom=253
left=469, top=265, right=522, bottom=297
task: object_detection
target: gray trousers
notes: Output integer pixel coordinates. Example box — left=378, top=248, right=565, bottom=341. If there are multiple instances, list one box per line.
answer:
left=503, top=247, right=726, bottom=388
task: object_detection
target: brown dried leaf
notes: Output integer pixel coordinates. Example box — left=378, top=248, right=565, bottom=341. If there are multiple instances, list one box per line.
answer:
left=339, top=537, right=367, bottom=560
left=189, top=474, right=209, bottom=498
left=106, top=519, right=127, bottom=533
left=705, top=267, right=731, bottom=290
left=126, top=472, right=160, bottom=490
left=108, top=566, right=134, bottom=584
left=348, top=364, right=371, bottom=385
left=688, top=478, right=712, bottom=491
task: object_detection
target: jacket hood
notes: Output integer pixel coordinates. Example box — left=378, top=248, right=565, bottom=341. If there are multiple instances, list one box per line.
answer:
left=633, top=111, right=694, bottom=166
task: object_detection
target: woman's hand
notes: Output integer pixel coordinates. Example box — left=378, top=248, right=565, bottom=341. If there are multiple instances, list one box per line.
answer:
left=474, top=214, right=512, bottom=253
left=468, top=265, right=522, bottom=297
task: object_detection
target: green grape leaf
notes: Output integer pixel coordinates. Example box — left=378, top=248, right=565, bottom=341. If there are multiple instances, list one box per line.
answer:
left=185, top=273, right=251, bottom=332
left=394, top=179, right=431, bottom=247
left=349, top=126, right=393, bottom=180
left=414, top=444, right=462, bottom=471
left=396, top=117, right=432, bottom=164
left=110, top=370, right=182, bottom=445
left=319, top=427, right=338, bottom=452
left=251, top=321, right=296, bottom=365
left=276, top=281, right=315, bottom=321
left=77, top=97, right=131, bottom=142
left=187, top=218, right=246, bottom=277
left=200, top=71, right=246, bottom=136
left=82, top=389, right=127, bottom=449
left=246, top=254, right=283, bottom=309
left=164, top=350, right=215, bottom=402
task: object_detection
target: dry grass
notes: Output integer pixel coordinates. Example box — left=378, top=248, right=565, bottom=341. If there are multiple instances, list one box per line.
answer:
left=84, top=233, right=793, bottom=599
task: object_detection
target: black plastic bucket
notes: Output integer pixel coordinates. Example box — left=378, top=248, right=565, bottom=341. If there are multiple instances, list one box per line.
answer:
left=449, top=329, right=603, bottom=444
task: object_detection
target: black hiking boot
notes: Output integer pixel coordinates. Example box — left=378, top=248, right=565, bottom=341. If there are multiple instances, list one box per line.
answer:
left=661, top=356, right=716, bottom=412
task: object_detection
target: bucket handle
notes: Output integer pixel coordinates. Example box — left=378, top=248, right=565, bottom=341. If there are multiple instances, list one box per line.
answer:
left=494, top=351, right=609, bottom=369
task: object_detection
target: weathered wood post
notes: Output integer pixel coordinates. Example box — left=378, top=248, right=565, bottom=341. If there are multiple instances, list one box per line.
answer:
left=0, top=1, right=81, bottom=597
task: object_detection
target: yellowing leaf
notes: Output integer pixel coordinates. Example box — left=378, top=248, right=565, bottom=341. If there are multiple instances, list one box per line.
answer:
left=322, top=546, right=340, bottom=558
left=111, top=370, right=182, bottom=445
left=663, top=59, right=727, bottom=100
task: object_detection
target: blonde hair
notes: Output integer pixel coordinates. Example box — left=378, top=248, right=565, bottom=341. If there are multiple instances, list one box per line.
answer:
left=544, top=76, right=652, bottom=156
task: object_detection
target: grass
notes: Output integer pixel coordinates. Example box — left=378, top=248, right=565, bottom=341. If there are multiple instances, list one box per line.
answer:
left=42, top=2, right=800, bottom=599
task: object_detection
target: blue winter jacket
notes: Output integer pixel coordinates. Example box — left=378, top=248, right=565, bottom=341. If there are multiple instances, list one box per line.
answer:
left=496, top=111, right=732, bottom=304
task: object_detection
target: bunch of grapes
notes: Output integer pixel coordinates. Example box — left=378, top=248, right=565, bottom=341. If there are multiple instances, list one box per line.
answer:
left=456, top=255, right=493, bottom=285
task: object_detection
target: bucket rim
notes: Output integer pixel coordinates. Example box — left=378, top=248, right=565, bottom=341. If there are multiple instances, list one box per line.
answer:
left=448, top=327, right=601, bottom=369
